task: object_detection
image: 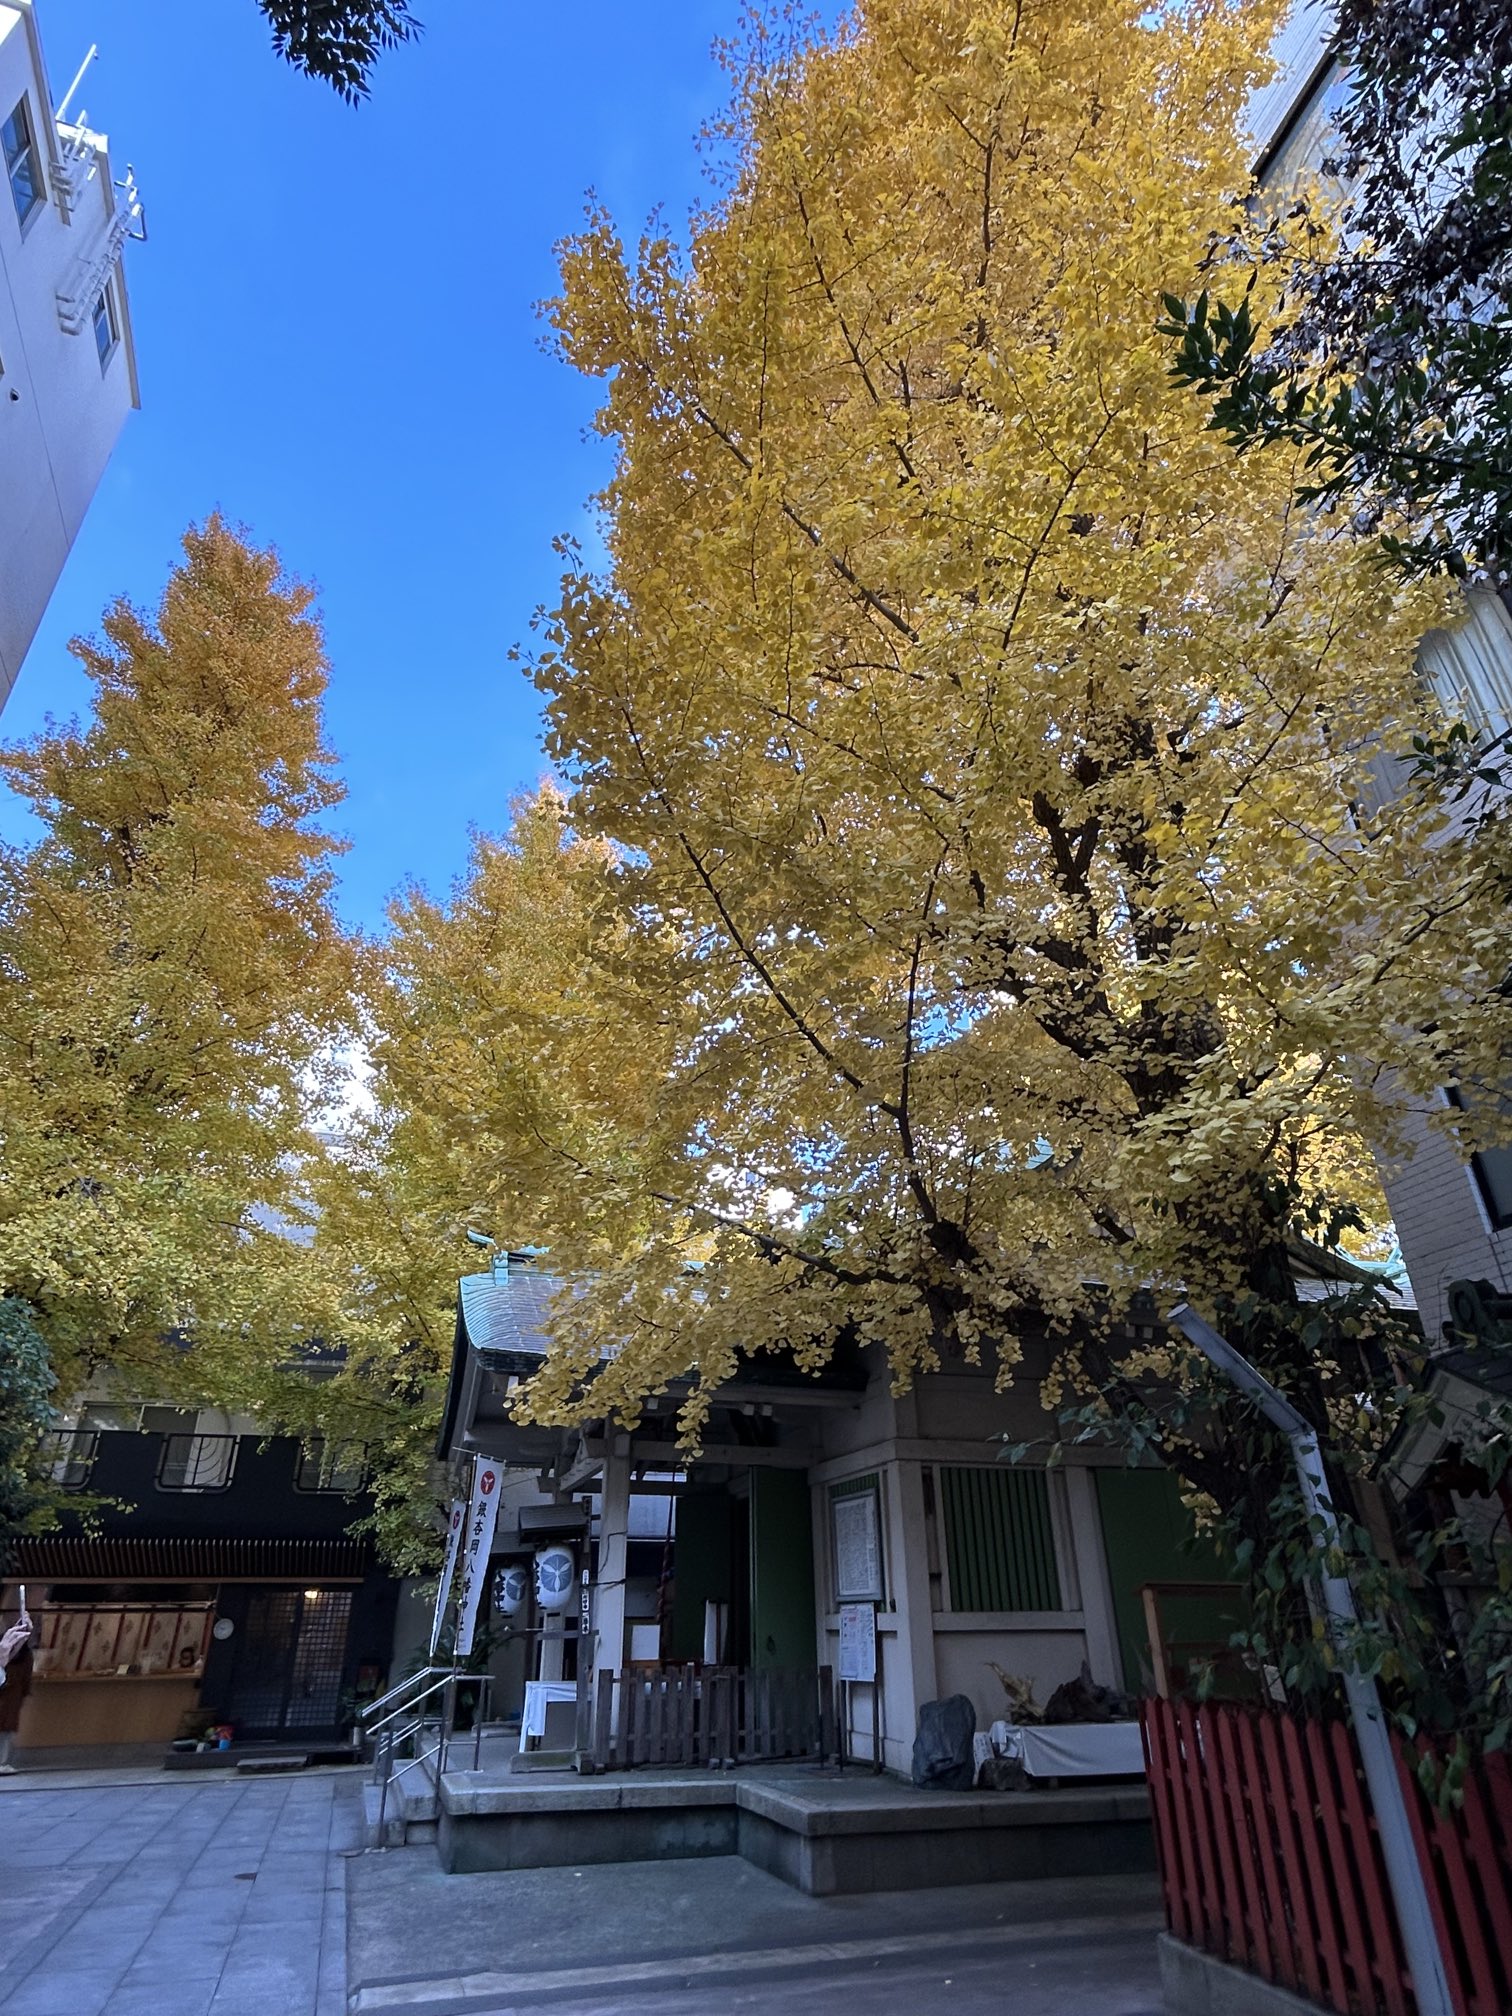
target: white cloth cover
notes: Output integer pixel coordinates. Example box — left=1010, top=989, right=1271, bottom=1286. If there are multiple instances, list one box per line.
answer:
left=989, top=1719, right=1145, bottom=1778
left=519, top=1679, right=579, bottom=1745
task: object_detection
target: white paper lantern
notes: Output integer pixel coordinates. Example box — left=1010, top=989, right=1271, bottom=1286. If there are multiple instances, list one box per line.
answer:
left=534, top=1544, right=577, bottom=1613
left=494, top=1564, right=529, bottom=1616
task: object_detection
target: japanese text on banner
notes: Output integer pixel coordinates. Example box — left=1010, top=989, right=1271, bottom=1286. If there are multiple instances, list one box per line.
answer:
left=454, top=1456, right=501, bottom=1657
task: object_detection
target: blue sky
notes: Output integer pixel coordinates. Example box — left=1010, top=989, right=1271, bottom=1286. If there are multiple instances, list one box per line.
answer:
left=2, top=0, right=751, bottom=929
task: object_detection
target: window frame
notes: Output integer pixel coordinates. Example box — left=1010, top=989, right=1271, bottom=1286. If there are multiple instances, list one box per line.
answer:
left=3, top=94, right=45, bottom=231
left=293, top=1439, right=368, bottom=1494
left=1445, top=1083, right=1512, bottom=1233
left=1256, top=59, right=1354, bottom=195
left=41, top=1428, right=99, bottom=1491
left=93, top=283, right=119, bottom=371
left=155, top=1431, right=239, bottom=1494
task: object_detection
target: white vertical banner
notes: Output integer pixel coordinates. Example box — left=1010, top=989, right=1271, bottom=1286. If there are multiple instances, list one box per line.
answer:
left=454, top=1456, right=502, bottom=1658
left=428, top=1497, right=467, bottom=1659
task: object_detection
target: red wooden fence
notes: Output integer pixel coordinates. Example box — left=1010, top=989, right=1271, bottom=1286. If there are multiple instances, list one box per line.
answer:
left=1140, top=1698, right=1512, bottom=2016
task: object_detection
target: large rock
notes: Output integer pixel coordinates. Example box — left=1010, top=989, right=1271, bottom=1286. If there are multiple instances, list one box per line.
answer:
left=911, top=1694, right=977, bottom=1790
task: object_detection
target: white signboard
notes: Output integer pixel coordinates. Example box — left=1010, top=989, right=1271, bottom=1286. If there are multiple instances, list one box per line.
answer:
left=428, top=1497, right=466, bottom=1658
left=454, top=1457, right=502, bottom=1657
left=838, top=1601, right=877, bottom=1683
left=833, top=1489, right=883, bottom=1601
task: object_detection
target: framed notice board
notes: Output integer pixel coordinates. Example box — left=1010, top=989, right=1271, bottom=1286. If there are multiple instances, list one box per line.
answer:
left=831, top=1475, right=884, bottom=1603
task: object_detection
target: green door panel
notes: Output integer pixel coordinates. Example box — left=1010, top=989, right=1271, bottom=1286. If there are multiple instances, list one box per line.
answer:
left=668, top=1488, right=733, bottom=1663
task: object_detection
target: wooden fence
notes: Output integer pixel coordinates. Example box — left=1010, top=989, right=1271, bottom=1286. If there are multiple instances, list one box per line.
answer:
left=1141, top=1697, right=1512, bottom=2016
left=592, top=1665, right=837, bottom=1771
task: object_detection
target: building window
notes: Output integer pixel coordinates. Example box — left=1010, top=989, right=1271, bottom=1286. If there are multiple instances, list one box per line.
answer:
left=27, top=1601, right=214, bottom=1679
left=1259, top=60, right=1354, bottom=194
left=1418, top=589, right=1512, bottom=748
left=1447, top=1080, right=1512, bottom=1231
left=1472, top=1147, right=1512, bottom=1230
left=156, top=1431, right=238, bottom=1492
left=938, top=1464, right=1062, bottom=1612
left=93, top=285, right=118, bottom=369
left=3, top=96, right=44, bottom=228
left=40, top=1428, right=99, bottom=1490
left=294, top=1439, right=367, bottom=1493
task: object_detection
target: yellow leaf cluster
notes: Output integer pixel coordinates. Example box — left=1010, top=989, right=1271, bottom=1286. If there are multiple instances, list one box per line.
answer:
left=0, top=521, right=353, bottom=1397
left=325, top=1, right=1512, bottom=1451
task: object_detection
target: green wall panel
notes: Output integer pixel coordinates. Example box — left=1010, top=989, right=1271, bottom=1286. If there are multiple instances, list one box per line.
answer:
left=939, top=1465, right=1061, bottom=1612
left=1093, top=1467, right=1243, bottom=1693
left=749, top=1469, right=816, bottom=1671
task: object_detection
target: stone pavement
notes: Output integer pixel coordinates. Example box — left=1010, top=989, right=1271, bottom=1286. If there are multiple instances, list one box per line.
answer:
left=347, top=1847, right=1166, bottom=2015
left=0, top=1766, right=359, bottom=2016
left=0, top=1764, right=1166, bottom=2016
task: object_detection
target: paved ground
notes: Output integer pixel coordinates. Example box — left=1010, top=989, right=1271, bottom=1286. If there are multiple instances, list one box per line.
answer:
left=0, top=1767, right=357, bottom=2016
left=0, top=1767, right=1165, bottom=2016
left=347, top=1847, right=1165, bottom=2015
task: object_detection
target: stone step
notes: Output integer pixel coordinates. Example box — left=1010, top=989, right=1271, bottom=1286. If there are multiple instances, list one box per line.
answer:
left=507, top=1748, right=575, bottom=1774
left=435, top=1763, right=1153, bottom=1895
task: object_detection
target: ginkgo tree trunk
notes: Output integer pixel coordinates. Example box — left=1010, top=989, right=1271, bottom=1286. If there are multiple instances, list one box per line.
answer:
left=0, top=520, right=354, bottom=1405
left=497, top=0, right=1512, bottom=1529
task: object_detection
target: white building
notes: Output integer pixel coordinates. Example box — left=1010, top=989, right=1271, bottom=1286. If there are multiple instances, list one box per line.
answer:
left=1254, top=4, right=1512, bottom=1346
left=0, top=0, right=142, bottom=714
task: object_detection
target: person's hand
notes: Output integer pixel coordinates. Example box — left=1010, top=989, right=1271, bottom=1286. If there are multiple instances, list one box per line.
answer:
left=0, top=1621, right=32, bottom=1668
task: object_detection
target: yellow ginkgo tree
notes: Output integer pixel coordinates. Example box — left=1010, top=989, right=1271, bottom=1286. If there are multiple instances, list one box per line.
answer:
left=0, top=520, right=354, bottom=1404
left=284, top=788, right=644, bottom=1571
left=489, top=0, right=1512, bottom=1478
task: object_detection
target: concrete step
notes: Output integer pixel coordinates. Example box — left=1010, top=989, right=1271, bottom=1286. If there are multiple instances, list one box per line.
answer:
left=435, top=1762, right=1154, bottom=1895
left=508, top=1748, right=575, bottom=1774
left=363, top=1760, right=443, bottom=1847
left=345, top=1873, right=1164, bottom=2015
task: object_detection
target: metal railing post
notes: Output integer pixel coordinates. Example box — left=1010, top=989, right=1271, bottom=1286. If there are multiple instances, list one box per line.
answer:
left=438, top=1671, right=458, bottom=1779
left=473, top=1674, right=491, bottom=1771
left=1168, top=1303, right=1456, bottom=2016
left=374, top=1728, right=394, bottom=1844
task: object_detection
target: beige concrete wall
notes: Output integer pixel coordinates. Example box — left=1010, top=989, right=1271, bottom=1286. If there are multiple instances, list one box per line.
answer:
left=1376, top=1093, right=1512, bottom=1344
left=932, top=1621, right=1091, bottom=1733
left=807, top=1355, right=1128, bottom=1770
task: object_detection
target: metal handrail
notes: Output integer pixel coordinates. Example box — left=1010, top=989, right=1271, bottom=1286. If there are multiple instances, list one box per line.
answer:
left=365, top=1676, right=454, bottom=1742
left=372, top=1672, right=491, bottom=1844
left=359, top=1665, right=452, bottom=1733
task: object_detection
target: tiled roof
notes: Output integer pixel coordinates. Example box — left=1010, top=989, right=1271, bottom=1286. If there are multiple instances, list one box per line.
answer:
left=457, top=1267, right=571, bottom=1361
